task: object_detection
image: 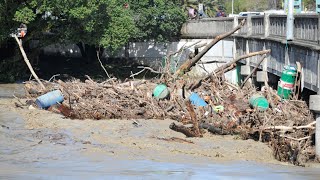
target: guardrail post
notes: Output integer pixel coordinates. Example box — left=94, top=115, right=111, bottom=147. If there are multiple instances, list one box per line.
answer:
left=233, top=16, right=239, bottom=33
left=247, top=16, right=252, bottom=36
left=318, top=14, right=320, bottom=45
left=264, top=14, right=270, bottom=38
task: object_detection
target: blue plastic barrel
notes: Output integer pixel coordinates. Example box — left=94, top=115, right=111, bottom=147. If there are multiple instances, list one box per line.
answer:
left=36, top=90, right=64, bottom=109
left=189, top=92, right=207, bottom=107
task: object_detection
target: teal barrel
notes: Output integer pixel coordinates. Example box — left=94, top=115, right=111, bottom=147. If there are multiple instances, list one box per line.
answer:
left=36, top=90, right=64, bottom=109
left=153, top=84, right=170, bottom=100
left=249, top=94, right=269, bottom=111
left=277, top=67, right=297, bottom=99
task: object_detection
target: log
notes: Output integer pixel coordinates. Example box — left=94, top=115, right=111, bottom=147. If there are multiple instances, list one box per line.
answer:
left=189, top=50, right=271, bottom=91
left=14, top=35, right=46, bottom=90
left=263, top=121, right=316, bottom=131
left=174, top=19, right=246, bottom=77
left=169, top=122, right=199, bottom=137
left=240, top=54, right=267, bottom=88
left=214, top=49, right=271, bottom=74
left=185, top=100, right=201, bottom=137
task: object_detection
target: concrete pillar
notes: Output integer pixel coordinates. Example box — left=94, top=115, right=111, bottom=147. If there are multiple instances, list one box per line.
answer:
left=247, top=16, right=252, bottom=37
left=264, top=14, right=270, bottom=38
left=256, top=42, right=268, bottom=83
left=222, top=40, right=225, bottom=61
left=309, top=95, right=320, bottom=157
left=246, top=40, right=250, bottom=65
left=241, top=40, right=252, bottom=82
left=318, top=14, right=320, bottom=45
left=233, top=16, right=239, bottom=33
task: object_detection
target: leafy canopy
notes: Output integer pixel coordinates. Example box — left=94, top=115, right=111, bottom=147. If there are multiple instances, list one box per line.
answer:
left=0, top=0, right=187, bottom=52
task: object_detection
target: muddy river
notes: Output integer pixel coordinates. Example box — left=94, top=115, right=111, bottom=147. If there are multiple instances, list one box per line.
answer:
left=0, top=84, right=320, bottom=179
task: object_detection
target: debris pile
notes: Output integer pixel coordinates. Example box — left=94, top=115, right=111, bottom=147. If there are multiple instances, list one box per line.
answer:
left=21, top=18, right=317, bottom=166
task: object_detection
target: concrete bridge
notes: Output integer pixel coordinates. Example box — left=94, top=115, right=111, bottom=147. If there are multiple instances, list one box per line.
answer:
left=181, top=14, right=320, bottom=93
left=182, top=14, right=320, bottom=157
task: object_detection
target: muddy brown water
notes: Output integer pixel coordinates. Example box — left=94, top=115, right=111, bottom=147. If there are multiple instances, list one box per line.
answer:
left=1, top=84, right=320, bottom=179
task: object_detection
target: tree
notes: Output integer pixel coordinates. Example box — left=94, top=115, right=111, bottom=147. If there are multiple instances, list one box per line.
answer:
left=303, top=0, right=316, bottom=11
left=225, top=0, right=269, bottom=14
left=0, top=0, right=187, bottom=55
left=128, top=0, right=187, bottom=42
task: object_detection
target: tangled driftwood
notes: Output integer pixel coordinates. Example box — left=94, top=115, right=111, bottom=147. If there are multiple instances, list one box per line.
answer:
left=21, top=18, right=317, bottom=166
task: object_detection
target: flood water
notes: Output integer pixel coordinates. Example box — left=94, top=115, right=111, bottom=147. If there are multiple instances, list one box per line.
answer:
left=1, top=84, right=320, bottom=179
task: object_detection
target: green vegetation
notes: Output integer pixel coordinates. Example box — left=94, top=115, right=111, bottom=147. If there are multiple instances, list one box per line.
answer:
left=0, top=0, right=187, bottom=82
left=0, top=0, right=186, bottom=52
left=224, top=0, right=316, bottom=14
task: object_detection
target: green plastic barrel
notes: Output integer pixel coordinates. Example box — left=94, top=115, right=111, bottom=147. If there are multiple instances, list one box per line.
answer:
left=277, top=68, right=297, bottom=99
left=249, top=94, right=269, bottom=111
left=153, top=84, right=170, bottom=100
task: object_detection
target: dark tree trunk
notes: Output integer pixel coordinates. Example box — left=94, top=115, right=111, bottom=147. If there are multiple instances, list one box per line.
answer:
left=76, top=42, right=87, bottom=59
left=76, top=42, right=96, bottom=63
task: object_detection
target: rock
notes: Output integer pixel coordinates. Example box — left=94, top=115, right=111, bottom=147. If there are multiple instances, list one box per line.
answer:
left=28, top=105, right=36, bottom=110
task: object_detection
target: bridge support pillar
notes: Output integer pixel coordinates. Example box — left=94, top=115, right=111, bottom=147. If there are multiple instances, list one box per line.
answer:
left=309, top=95, right=320, bottom=158
left=256, top=71, right=267, bottom=82
left=240, top=65, right=251, bottom=76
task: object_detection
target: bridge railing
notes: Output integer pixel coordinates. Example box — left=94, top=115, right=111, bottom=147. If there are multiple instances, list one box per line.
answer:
left=183, top=14, right=320, bottom=45
left=294, top=14, right=319, bottom=44
left=251, top=15, right=265, bottom=36
left=268, top=14, right=287, bottom=38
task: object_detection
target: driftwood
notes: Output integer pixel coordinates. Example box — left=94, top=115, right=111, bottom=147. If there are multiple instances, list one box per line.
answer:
left=264, top=121, right=316, bottom=131
left=214, top=49, right=271, bottom=74
left=174, top=19, right=246, bottom=77
left=22, top=19, right=317, bottom=166
left=185, top=100, right=201, bottom=137
left=169, top=122, right=200, bottom=137
left=241, top=54, right=267, bottom=88
left=96, top=50, right=111, bottom=79
left=14, top=35, right=45, bottom=90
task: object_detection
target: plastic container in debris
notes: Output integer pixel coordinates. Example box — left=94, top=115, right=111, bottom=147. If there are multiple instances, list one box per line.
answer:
left=189, top=92, right=208, bottom=107
left=277, top=66, right=297, bottom=99
left=36, top=90, right=64, bottom=109
left=213, top=105, right=224, bottom=113
left=153, top=84, right=170, bottom=100
left=249, top=94, right=269, bottom=111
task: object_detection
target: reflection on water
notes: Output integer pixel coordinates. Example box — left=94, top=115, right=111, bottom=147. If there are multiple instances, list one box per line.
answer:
left=0, top=85, right=320, bottom=179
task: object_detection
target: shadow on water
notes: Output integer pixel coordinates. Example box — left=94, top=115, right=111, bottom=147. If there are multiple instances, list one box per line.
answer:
left=0, top=108, right=320, bottom=179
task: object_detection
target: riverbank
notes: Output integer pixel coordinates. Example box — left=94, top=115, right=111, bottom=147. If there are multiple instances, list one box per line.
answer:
left=0, top=98, right=307, bottom=166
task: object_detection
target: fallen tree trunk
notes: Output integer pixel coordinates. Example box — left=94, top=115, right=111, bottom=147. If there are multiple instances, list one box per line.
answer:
left=14, top=35, right=46, bottom=90
left=169, top=122, right=200, bottom=137
left=191, top=50, right=271, bottom=91
left=174, top=19, right=246, bottom=77
left=214, top=49, right=271, bottom=74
